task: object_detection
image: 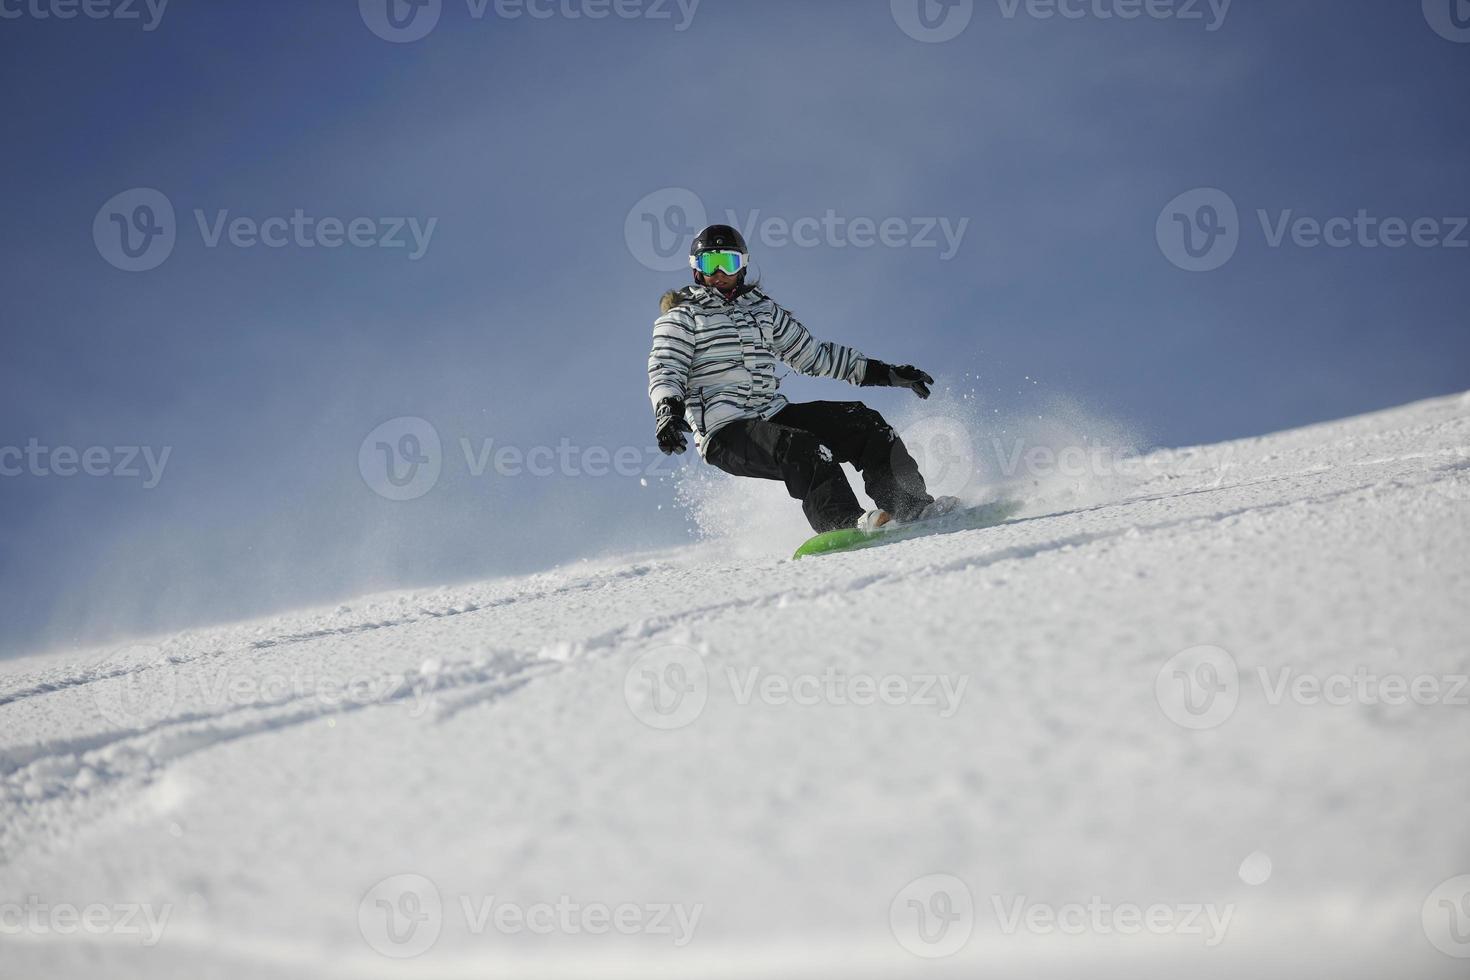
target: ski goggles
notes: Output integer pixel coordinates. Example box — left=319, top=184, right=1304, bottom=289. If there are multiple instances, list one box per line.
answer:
left=691, top=249, right=748, bottom=276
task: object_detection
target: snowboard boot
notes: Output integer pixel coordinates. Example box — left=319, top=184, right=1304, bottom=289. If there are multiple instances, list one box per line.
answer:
left=856, top=510, right=893, bottom=532
left=911, top=496, right=962, bottom=523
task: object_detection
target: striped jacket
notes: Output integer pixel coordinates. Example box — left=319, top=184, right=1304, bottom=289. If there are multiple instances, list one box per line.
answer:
left=647, top=284, right=870, bottom=456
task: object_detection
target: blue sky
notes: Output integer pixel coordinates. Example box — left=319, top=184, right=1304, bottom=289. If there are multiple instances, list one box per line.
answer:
left=1, top=0, right=1467, bottom=657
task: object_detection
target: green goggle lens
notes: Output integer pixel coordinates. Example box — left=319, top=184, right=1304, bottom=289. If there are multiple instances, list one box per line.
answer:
left=693, top=250, right=747, bottom=276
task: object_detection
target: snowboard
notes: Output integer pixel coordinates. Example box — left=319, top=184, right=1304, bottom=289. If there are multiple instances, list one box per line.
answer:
left=792, top=499, right=1024, bottom=560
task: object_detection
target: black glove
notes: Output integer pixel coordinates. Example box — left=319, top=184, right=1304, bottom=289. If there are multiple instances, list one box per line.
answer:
left=655, top=397, right=693, bottom=455
left=861, top=360, right=934, bottom=399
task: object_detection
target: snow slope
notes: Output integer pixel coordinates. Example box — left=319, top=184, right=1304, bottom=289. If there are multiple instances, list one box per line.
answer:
left=2, top=393, right=1468, bottom=979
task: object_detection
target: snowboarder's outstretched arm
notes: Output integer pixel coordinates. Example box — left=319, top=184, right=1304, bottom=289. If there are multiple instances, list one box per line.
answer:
left=768, top=303, right=869, bottom=385
left=769, top=302, right=933, bottom=399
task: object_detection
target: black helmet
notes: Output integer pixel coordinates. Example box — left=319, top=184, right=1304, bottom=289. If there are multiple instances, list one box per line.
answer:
left=689, top=224, right=751, bottom=292
left=690, top=224, right=748, bottom=257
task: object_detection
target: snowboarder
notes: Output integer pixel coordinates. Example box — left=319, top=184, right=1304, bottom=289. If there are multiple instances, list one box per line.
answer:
left=647, top=224, right=959, bottom=534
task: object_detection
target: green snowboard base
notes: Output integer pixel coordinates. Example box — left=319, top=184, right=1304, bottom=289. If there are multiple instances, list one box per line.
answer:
left=793, top=500, right=1025, bottom=559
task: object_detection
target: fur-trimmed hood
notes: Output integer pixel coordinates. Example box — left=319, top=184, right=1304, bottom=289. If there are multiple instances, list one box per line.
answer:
left=659, top=286, right=697, bottom=315
left=659, top=282, right=758, bottom=314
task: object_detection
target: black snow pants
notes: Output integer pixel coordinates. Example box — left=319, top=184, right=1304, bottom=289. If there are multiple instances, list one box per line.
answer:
left=704, top=401, right=934, bottom=534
